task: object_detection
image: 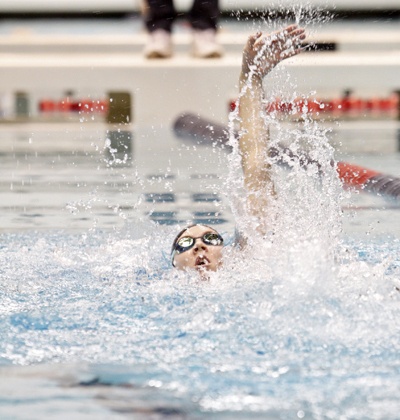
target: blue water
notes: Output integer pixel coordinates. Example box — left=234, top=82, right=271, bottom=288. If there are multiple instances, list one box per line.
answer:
left=1, top=226, right=400, bottom=419
left=1, top=119, right=400, bottom=418
left=0, top=117, right=399, bottom=418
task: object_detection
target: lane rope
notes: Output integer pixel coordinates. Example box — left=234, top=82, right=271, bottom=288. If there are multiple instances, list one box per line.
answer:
left=173, top=112, right=400, bottom=200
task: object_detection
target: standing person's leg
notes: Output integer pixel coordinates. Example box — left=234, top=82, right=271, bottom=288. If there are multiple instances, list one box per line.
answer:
left=144, top=0, right=176, bottom=32
left=189, top=0, right=219, bottom=31
left=189, top=0, right=222, bottom=58
left=143, top=0, right=176, bottom=58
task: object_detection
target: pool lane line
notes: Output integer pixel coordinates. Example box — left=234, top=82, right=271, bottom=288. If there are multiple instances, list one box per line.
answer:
left=173, top=113, right=400, bottom=200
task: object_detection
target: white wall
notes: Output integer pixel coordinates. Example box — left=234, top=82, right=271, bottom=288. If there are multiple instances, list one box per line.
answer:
left=0, top=0, right=399, bottom=13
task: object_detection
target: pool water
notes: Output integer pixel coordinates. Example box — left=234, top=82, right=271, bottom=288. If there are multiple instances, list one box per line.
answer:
left=1, top=231, right=400, bottom=419
left=1, top=119, right=400, bottom=419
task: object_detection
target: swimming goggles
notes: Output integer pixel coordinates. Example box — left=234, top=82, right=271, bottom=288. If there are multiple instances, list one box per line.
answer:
left=171, top=232, right=223, bottom=261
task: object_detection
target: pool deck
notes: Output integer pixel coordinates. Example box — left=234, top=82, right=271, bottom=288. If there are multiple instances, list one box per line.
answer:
left=1, top=18, right=400, bottom=128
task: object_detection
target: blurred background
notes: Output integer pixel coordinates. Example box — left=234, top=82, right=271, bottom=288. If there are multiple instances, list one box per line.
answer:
left=1, top=0, right=399, bottom=127
left=1, top=0, right=400, bottom=13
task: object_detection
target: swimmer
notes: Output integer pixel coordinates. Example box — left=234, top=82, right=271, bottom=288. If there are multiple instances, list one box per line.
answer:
left=171, top=25, right=306, bottom=273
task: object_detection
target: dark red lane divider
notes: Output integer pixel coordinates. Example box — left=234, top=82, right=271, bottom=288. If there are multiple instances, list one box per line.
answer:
left=338, top=162, right=400, bottom=198
left=173, top=113, right=400, bottom=200
left=336, top=162, right=380, bottom=187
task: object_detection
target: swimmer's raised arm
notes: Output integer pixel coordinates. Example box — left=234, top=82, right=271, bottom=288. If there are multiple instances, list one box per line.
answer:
left=170, top=26, right=306, bottom=272
left=238, top=25, right=306, bottom=234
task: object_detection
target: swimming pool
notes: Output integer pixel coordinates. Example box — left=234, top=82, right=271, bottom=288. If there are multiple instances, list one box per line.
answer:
left=1, top=119, right=400, bottom=419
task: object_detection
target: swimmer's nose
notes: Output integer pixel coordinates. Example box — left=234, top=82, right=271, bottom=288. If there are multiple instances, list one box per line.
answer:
left=193, top=239, right=207, bottom=253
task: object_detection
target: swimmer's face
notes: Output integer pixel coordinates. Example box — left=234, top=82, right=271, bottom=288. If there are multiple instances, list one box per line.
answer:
left=172, top=225, right=223, bottom=272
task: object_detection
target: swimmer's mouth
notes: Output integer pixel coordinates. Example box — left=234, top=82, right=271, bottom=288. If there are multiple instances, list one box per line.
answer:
left=195, top=256, right=210, bottom=268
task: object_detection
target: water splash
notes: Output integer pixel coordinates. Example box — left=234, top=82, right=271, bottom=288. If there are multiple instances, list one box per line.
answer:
left=0, top=230, right=399, bottom=417
left=231, top=1, right=333, bottom=34
left=225, top=10, right=343, bottom=295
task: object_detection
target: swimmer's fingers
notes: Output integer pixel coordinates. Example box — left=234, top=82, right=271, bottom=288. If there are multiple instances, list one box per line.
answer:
left=284, top=25, right=306, bottom=43
left=286, top=25, right=306, bottom=37
left=291, top=31, right=307, bottom=51
left=248, top=31, right=262, bottom=46
left=242, top=26, right=306, bottom=76
left=271, top=25, right=305, bottom=42
left=244, top=31, right=263, bottom=53
left=284, top=24, right=301, bottom=33
left=281, top=31, right=306, bottom=51
left=277, top=29, right=307, bottom=59
left=256, top=26, right=306, bottom=53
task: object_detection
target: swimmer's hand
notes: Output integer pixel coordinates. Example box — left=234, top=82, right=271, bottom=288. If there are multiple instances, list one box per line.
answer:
left=242, top=25, right=306, bottom=79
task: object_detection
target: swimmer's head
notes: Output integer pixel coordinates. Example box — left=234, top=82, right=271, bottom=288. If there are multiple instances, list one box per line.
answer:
left=171, top=224, right=224, bottom=272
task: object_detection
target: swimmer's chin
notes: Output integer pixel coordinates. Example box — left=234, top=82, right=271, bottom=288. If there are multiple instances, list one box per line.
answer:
left=178, top=258, right=223, bottom=277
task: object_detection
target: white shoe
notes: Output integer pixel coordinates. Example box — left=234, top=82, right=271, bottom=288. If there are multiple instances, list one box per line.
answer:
left=192, top=29, right=223, bottom=59
left=144, top=29, right=173, bottom=59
